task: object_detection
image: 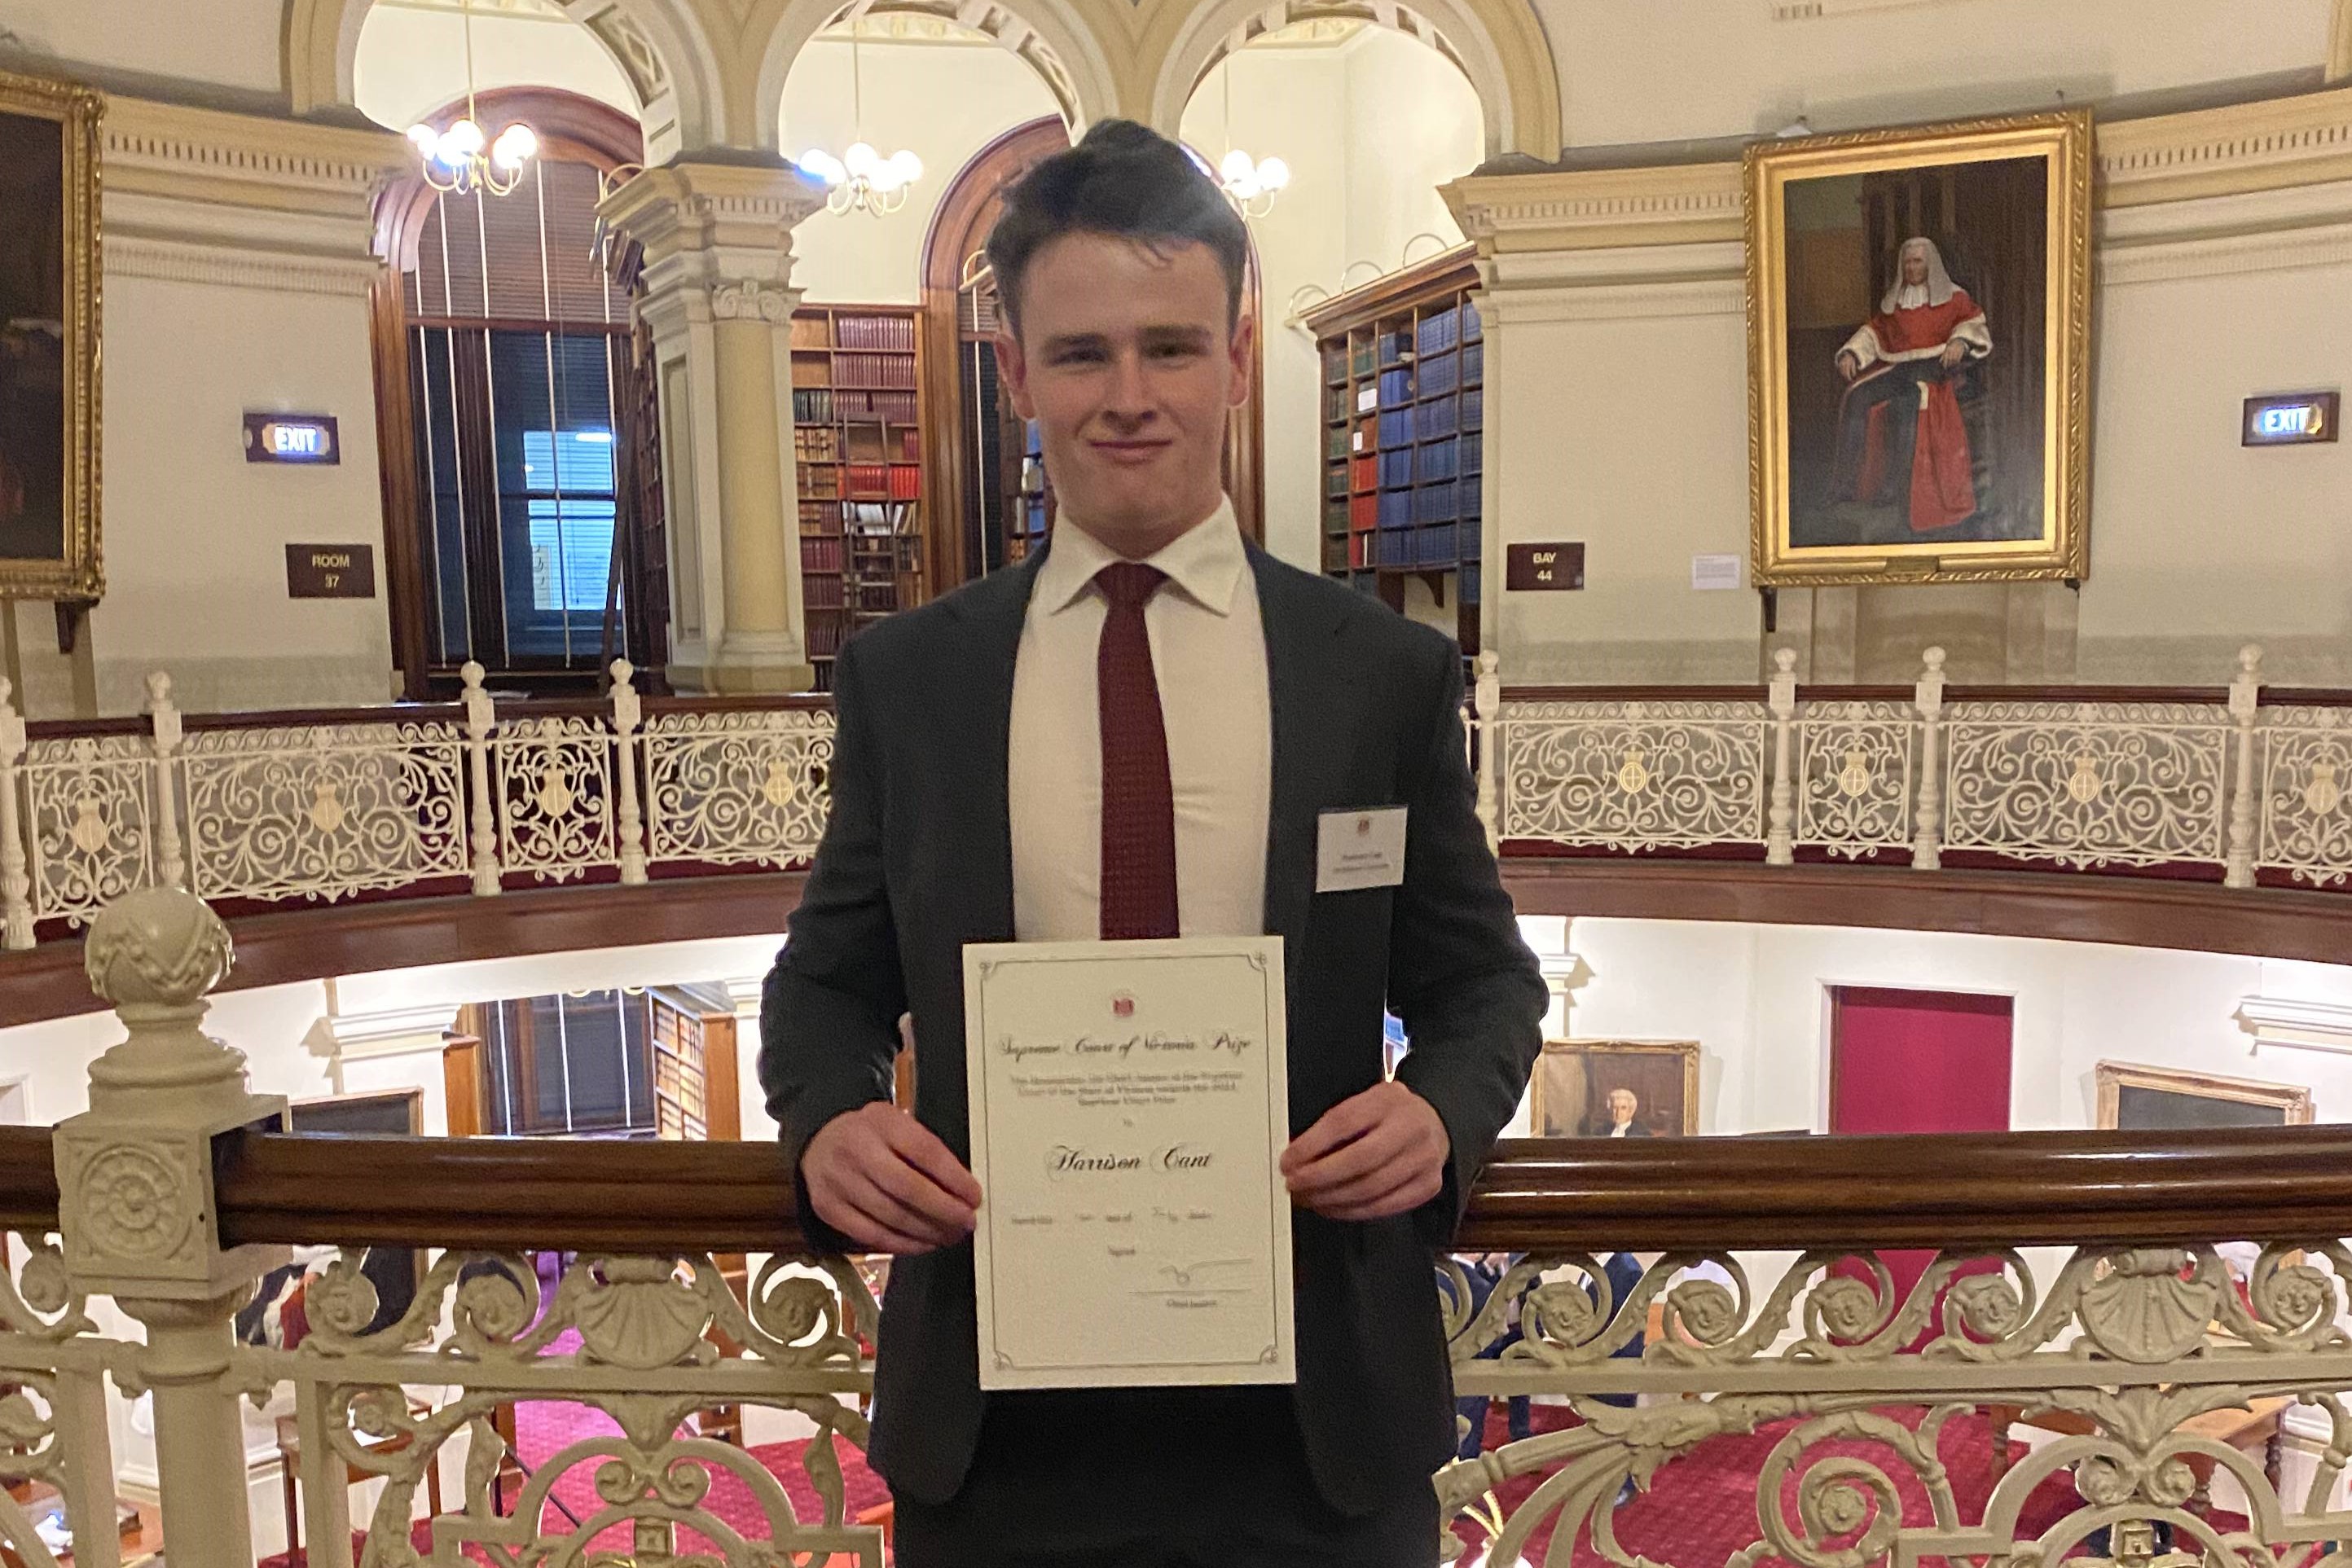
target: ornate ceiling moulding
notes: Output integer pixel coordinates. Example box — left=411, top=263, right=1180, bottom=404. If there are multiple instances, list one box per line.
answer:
left=103, top=96, right=411, bottom=218
left=1449, top=85, right=2352, bottom=263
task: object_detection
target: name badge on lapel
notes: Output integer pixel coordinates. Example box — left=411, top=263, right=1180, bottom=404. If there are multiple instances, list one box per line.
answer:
left=1316, top=806, right=1408, bottom=893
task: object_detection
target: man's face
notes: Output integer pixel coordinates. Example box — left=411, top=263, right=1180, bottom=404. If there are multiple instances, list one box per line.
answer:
left=1902, top=248, right=1929, bottom=285
left=1607, top=1089, right=1638, bottom=1124
left=997, top=230, right=1252, bottom=555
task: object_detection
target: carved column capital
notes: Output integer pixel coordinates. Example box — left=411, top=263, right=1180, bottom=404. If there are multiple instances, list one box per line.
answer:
left=709, top=277, right=799, bottom=323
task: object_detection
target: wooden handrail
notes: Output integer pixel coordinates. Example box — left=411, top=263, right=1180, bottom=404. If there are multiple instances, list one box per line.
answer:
left=173, top=1123, right=2352, bottom=1254
left=0, top=1122, right=2342, bottom=1253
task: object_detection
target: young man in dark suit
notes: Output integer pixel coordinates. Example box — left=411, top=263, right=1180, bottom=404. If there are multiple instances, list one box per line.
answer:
left=759, top=118, right=1546, bottom=1566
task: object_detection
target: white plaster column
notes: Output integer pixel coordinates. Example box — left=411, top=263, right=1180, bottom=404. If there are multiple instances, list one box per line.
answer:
left=723, top=972, right=779, bottom=1143
left=600, top=164, right=826, bottom=696
left=301, top=994, right=464, bottom=1133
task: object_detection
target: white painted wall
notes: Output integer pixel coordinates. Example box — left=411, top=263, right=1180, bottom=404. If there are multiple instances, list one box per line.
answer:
left=352, top=3, right=639, bottom=131
left=86, top=273, right=399, bottom=714
left=0, top=0, right=281, bottom=92
left=2076, top=257, right=2352, bottom=683
left=1528, top=916, right=2352, bottom=1135
left=1491, top=301, right=1760, bottom=683
left=1534, top=0, right=2336, bottom=150
left=780, top=34, right=1061, bottom=305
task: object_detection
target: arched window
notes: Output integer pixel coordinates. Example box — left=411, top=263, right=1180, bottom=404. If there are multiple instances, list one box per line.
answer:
left=379, top=90, right=659, bottom=693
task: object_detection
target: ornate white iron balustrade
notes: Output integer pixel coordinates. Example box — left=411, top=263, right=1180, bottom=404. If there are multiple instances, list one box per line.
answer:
left=12, top=885, right=2352, bottom=1568
left=7, top=643, right=2352, bottom=953
left=1475, top=643, right=2352, bottom=891
left=0, top=664, right=838, bottom=948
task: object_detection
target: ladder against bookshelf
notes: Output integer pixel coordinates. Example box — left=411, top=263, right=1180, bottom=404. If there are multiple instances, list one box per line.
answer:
left=790, top=304, right=930, bottom=689
left=1299, top=244, right=1484, bottom=658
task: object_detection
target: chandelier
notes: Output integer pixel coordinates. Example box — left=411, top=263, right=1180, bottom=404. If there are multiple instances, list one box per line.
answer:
left=406, top=0, right=537, bottom=196
left=795, top=30, right=922, bottom=217
left=1213, top=60, right=1289, bottom=217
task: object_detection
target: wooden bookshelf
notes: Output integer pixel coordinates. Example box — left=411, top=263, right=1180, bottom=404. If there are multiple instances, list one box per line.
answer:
left=1299, top=246, right=1483, bottom=656
left=790, top=304, right=930, bottom=691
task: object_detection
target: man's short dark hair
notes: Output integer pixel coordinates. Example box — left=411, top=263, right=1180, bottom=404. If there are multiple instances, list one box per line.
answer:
left=985, top=118, right=1249, bottom=339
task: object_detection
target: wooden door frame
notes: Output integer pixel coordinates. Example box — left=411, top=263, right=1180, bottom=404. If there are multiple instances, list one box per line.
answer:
left=917, top=117, right=1267, bottom=591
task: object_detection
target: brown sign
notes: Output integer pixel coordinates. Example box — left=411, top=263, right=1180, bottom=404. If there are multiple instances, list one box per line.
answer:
left=1506, top=542, right=1585, bottom=591
left=286, top=543, right=376, bottom=599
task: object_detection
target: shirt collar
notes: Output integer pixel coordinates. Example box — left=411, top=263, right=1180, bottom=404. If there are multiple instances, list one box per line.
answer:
left=1033, top=496, right=1247, bottom=618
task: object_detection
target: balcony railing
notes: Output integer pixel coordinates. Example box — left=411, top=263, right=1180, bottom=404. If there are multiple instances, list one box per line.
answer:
left=5, top=644, right=2347, bottom=960
left=0, top=663, right=835, bottom=948
left=1472, top=646, right=2352, bottom=890
left=7, top=885, right=2352, bottom=1568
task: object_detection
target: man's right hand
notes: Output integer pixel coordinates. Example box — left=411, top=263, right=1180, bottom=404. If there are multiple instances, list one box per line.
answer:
left=1837, top=350, right=1862, bottom=383
left=801, top=1103, right=983, bottom=1255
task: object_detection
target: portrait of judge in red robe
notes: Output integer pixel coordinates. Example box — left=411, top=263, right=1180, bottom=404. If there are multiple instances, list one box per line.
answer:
left=1827, top=236, right=1991, bottom=534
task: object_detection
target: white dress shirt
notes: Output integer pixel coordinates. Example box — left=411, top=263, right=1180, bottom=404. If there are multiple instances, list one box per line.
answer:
left=1008, top=496, right=1272, bottom=943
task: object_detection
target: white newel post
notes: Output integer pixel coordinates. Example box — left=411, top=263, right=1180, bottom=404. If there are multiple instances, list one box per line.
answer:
left=1912, top=647, right=1947, bottom=872
left=144, top=674, right=185, bottom=891
left=54, top=888, right=288, bottom=1568
left=612, top=659, right=651, bottom=885
left=1766, top=648, right=1798, bottom=866
left=0, top=679, right=33, bottom=949
left=1475, top=651, right=1502, bottom=852
left=2226, top=644, right=2265, bottom=889
left=462, top=661, right=502, bottom=896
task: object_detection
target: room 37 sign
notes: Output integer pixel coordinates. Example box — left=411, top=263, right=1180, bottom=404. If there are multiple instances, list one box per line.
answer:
left=285, top=543, right=376, bottom=599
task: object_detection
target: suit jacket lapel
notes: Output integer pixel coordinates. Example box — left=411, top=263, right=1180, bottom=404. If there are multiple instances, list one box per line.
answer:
left=1253, top=546, right=1357, bottom=966
left=944, top=550, right=1047, bottom=944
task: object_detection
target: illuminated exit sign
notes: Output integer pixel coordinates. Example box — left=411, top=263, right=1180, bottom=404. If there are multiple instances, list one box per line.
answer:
left=2243, top=393, right=2337, bottom=447
left=244, top=413, right=341, bottom=464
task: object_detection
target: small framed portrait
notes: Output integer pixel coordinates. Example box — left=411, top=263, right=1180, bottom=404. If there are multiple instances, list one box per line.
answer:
left=2095, top=1061, right=2315, bottom=1131
left=0, top=68, right=102, bottom=602
left=1745, top=110, right=2091, bottom=588
left=1529, top=1040, right=1699, bottom=1140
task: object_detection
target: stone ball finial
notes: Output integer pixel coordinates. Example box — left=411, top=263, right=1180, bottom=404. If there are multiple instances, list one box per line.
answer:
left=84, top=888, right=234, bottom=1010
left=1774, top=647, right=1798, bottom=673
left=1923, top=647, right=1948, bottom=670
left=2240, top=645, right=2264, bottom=674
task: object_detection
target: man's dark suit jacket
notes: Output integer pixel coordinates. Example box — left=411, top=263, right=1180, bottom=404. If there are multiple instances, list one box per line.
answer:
left=759, top=538, right=1546, bottom=1513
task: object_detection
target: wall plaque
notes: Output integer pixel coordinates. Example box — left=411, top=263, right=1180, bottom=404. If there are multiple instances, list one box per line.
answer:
left=1506, top=542, right=1585, bottom=591
left=285, top=543, right=376, bottom=599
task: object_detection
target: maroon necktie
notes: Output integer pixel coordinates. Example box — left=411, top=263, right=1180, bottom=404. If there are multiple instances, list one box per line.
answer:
left=1096, top=563, right=1180, bottom=941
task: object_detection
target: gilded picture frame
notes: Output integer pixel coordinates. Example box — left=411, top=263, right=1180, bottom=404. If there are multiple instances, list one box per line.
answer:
left=1528, top=1039, right=1700, bottom=1140
left=1745, top=110, right=2091, bottom=589
left=0, top=67, right=102, bottom=602
left=2094, top=1060, right=2315, bottom=1131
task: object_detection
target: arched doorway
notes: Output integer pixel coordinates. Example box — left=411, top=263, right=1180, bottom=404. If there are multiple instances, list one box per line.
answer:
left=916, top=116, right=1267, bottom=591
left=372, top=89, right=666, bottom=697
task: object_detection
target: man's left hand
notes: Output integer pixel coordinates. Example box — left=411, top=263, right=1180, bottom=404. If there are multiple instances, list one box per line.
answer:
left=1282, top=1083, right=1452, bottom=1222
left=1941, top=340, right=1967, bottom=367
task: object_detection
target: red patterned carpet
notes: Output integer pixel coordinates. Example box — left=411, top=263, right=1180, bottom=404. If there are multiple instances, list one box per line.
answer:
left=267, top=1395, right=2257, bottom=1566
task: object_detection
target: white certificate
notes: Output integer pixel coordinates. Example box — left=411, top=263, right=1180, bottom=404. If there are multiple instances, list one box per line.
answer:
left=963, top=936, right=1295, bottom=1390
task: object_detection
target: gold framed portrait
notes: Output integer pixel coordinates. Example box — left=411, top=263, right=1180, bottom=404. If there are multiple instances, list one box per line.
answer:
left=1745, top=110, right=2091, bottom=589
left=1528, top=1039, right=1699, bottom=1140
left=2094, top=1060, right=2315, bottom=1131
left=0, top=67, right=102, bottom=602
